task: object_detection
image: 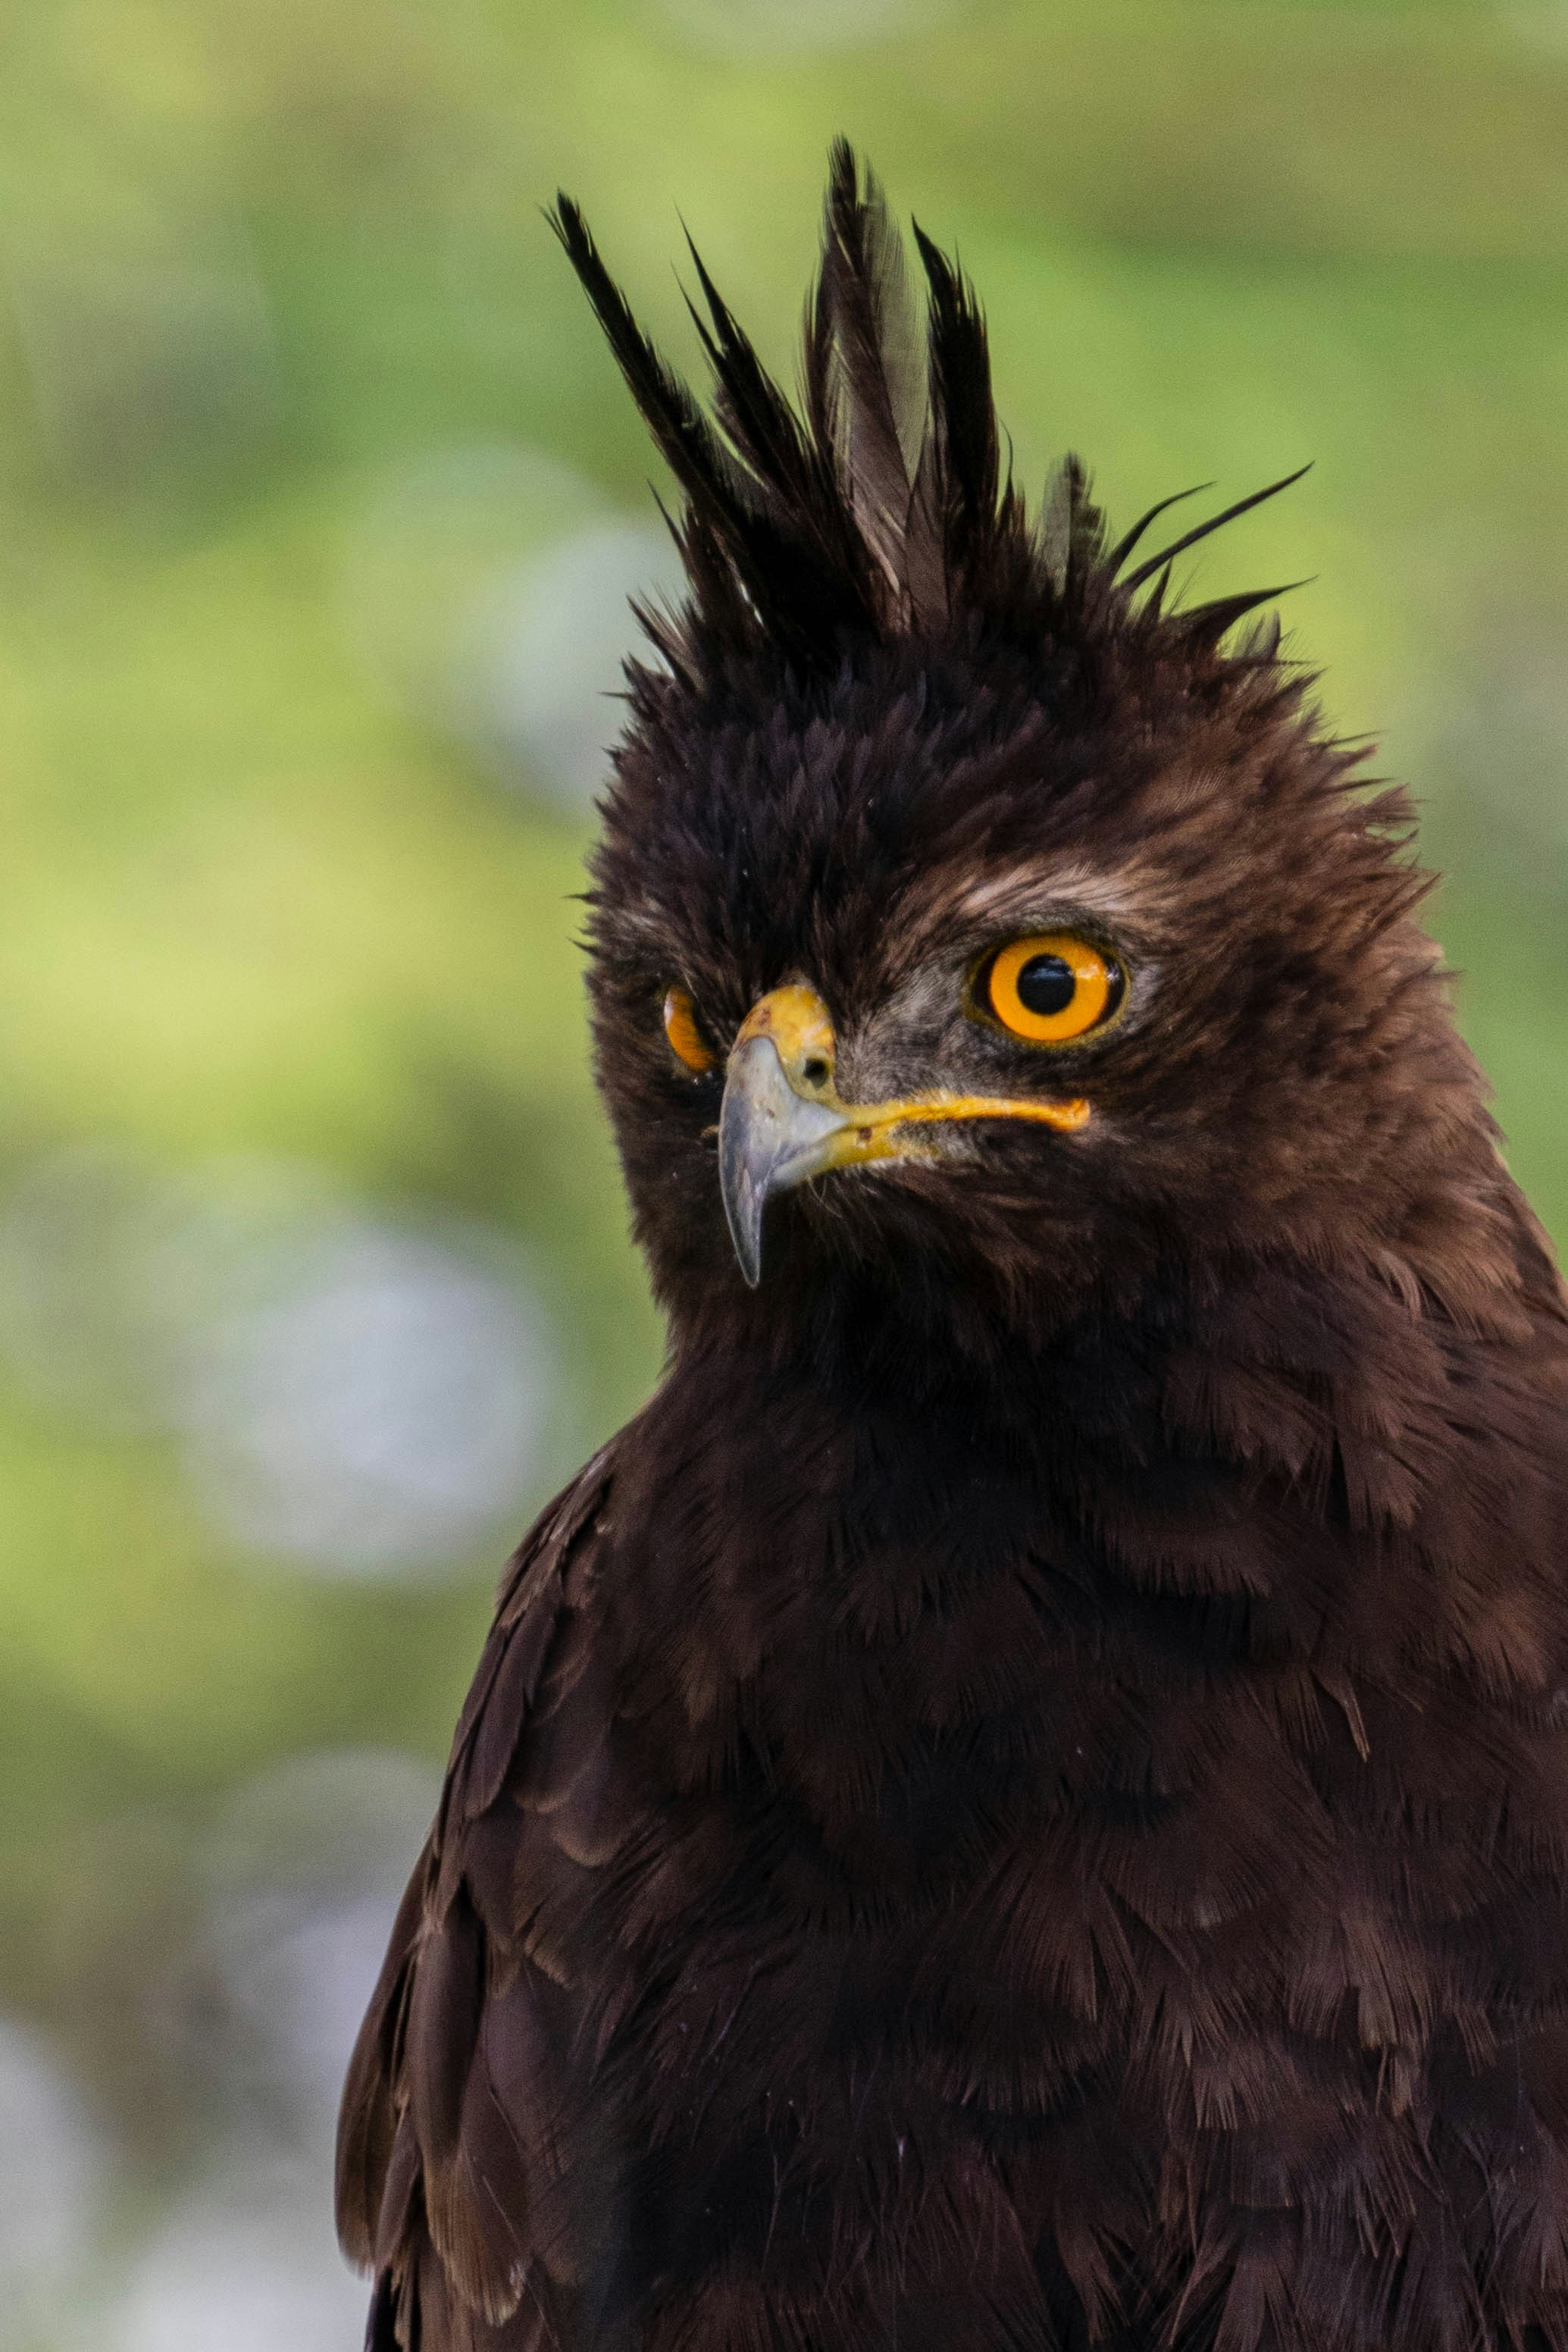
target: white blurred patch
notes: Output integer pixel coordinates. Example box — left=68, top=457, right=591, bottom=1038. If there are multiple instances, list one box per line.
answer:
left=337, top=440, right=605, bottom=725
left=201, top=1750, right=438, bottom=2150
left=0, top=2021, right=104, bottom=2321
left=0, top=1150, right=560, bottom=1583
left=459, top=519, right=684, bottom=808
left=116, top=2188, right=366, bottom=2352
left=221, top=1899, right=401, bottom=2127
left=336, top=439, right=681, bottom=808
left=176, top=1217, right=552, bottom=1578
left=111, top=1756, right=434, bottom=2345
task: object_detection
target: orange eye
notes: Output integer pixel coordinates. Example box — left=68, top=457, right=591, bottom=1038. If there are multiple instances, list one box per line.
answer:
left=977, top=933, right=1125, bottom=1044
left=664, top=987, right=717, bottom=1073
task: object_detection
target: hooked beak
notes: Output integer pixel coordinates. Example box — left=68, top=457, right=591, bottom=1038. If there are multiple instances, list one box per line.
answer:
left=716, top=985, right=1090, bottom=1286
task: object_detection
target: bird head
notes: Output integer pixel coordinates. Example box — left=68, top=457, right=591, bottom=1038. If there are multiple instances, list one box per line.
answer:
left=559, top=149, right=1482, bottom=1362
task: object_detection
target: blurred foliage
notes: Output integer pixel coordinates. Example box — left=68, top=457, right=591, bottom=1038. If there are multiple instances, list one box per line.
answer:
left=2, top=0, right=1568, bottom=2338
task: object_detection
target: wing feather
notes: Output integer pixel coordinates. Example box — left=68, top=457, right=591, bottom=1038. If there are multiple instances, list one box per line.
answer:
left=335, top=1445, right=620, bottom=2349
left=337, top=1844, right=434, bottom=2268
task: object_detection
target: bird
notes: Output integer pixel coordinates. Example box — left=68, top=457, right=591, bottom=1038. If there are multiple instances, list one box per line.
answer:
left=336, top=142, right=1568, bottom=2352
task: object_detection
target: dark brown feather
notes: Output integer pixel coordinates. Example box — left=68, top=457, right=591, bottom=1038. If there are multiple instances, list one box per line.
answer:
left=341, top=148, right=1568, bottom=2352
left=810, top=141, right=924, bottom=616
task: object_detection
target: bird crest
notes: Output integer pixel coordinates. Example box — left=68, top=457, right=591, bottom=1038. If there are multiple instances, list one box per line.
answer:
left=552, top=140, right=1304, bottom=675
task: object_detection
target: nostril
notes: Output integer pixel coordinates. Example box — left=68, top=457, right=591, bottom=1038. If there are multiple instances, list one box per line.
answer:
left=801, top=1057, right=830, bottom=1087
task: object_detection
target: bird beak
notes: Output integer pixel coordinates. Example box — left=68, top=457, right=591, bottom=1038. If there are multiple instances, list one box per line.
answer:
left=717, top=985, right=1090, bottom=1286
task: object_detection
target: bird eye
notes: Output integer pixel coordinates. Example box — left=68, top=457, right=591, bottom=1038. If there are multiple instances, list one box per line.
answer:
left=974, top=933, right=1125, bottom=1044
left=663, top=987, right=718, bottom=1073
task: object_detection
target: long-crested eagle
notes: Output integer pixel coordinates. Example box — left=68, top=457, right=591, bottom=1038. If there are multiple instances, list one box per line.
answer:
left=336, top=146, right=1568, bottom=2352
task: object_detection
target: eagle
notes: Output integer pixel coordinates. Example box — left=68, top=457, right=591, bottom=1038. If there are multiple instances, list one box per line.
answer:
left=336, top=146, right=1568, bottom=2352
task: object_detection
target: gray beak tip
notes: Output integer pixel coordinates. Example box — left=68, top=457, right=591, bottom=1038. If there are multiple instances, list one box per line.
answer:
left=721, top=1165, right=765, bottom=1289
left=717, top=1035, right=847, bottom=1287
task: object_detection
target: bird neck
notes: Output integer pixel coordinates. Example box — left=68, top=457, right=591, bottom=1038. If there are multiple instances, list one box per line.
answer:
left=662, top=1209, right=1560, bottom=1527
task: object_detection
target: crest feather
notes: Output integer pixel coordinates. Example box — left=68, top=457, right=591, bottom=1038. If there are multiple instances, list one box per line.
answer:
left=549, top=148, right=1307, bottom=677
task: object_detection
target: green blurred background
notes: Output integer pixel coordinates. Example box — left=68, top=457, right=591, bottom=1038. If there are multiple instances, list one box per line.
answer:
left=2, top=0, right=1567, bottom=2340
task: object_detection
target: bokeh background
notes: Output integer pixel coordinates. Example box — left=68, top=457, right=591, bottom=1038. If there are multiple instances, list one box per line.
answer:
left=2, top=0, right=1567, bottom=2341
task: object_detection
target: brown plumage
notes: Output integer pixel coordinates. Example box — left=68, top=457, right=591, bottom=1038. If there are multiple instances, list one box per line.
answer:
left=336, top=145, right=1568, bottom=2351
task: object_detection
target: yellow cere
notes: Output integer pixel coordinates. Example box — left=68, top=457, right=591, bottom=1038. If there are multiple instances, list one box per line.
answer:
left=664, top=987, right=718, bottom=1073
left=984, top=933, right=1119, bottom=1044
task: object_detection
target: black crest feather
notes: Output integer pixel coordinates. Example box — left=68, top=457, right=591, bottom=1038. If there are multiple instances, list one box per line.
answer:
left=549, top=142, right=1306, bottom=674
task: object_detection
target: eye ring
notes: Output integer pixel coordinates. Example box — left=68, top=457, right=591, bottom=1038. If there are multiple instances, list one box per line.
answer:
left=970, top=932, right=1125, bottom=1045
left=663, top=987, right=718, bottom=1074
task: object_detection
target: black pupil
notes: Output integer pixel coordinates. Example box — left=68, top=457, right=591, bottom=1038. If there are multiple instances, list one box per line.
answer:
left=1015, top=953, right=1078, bottom=1016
